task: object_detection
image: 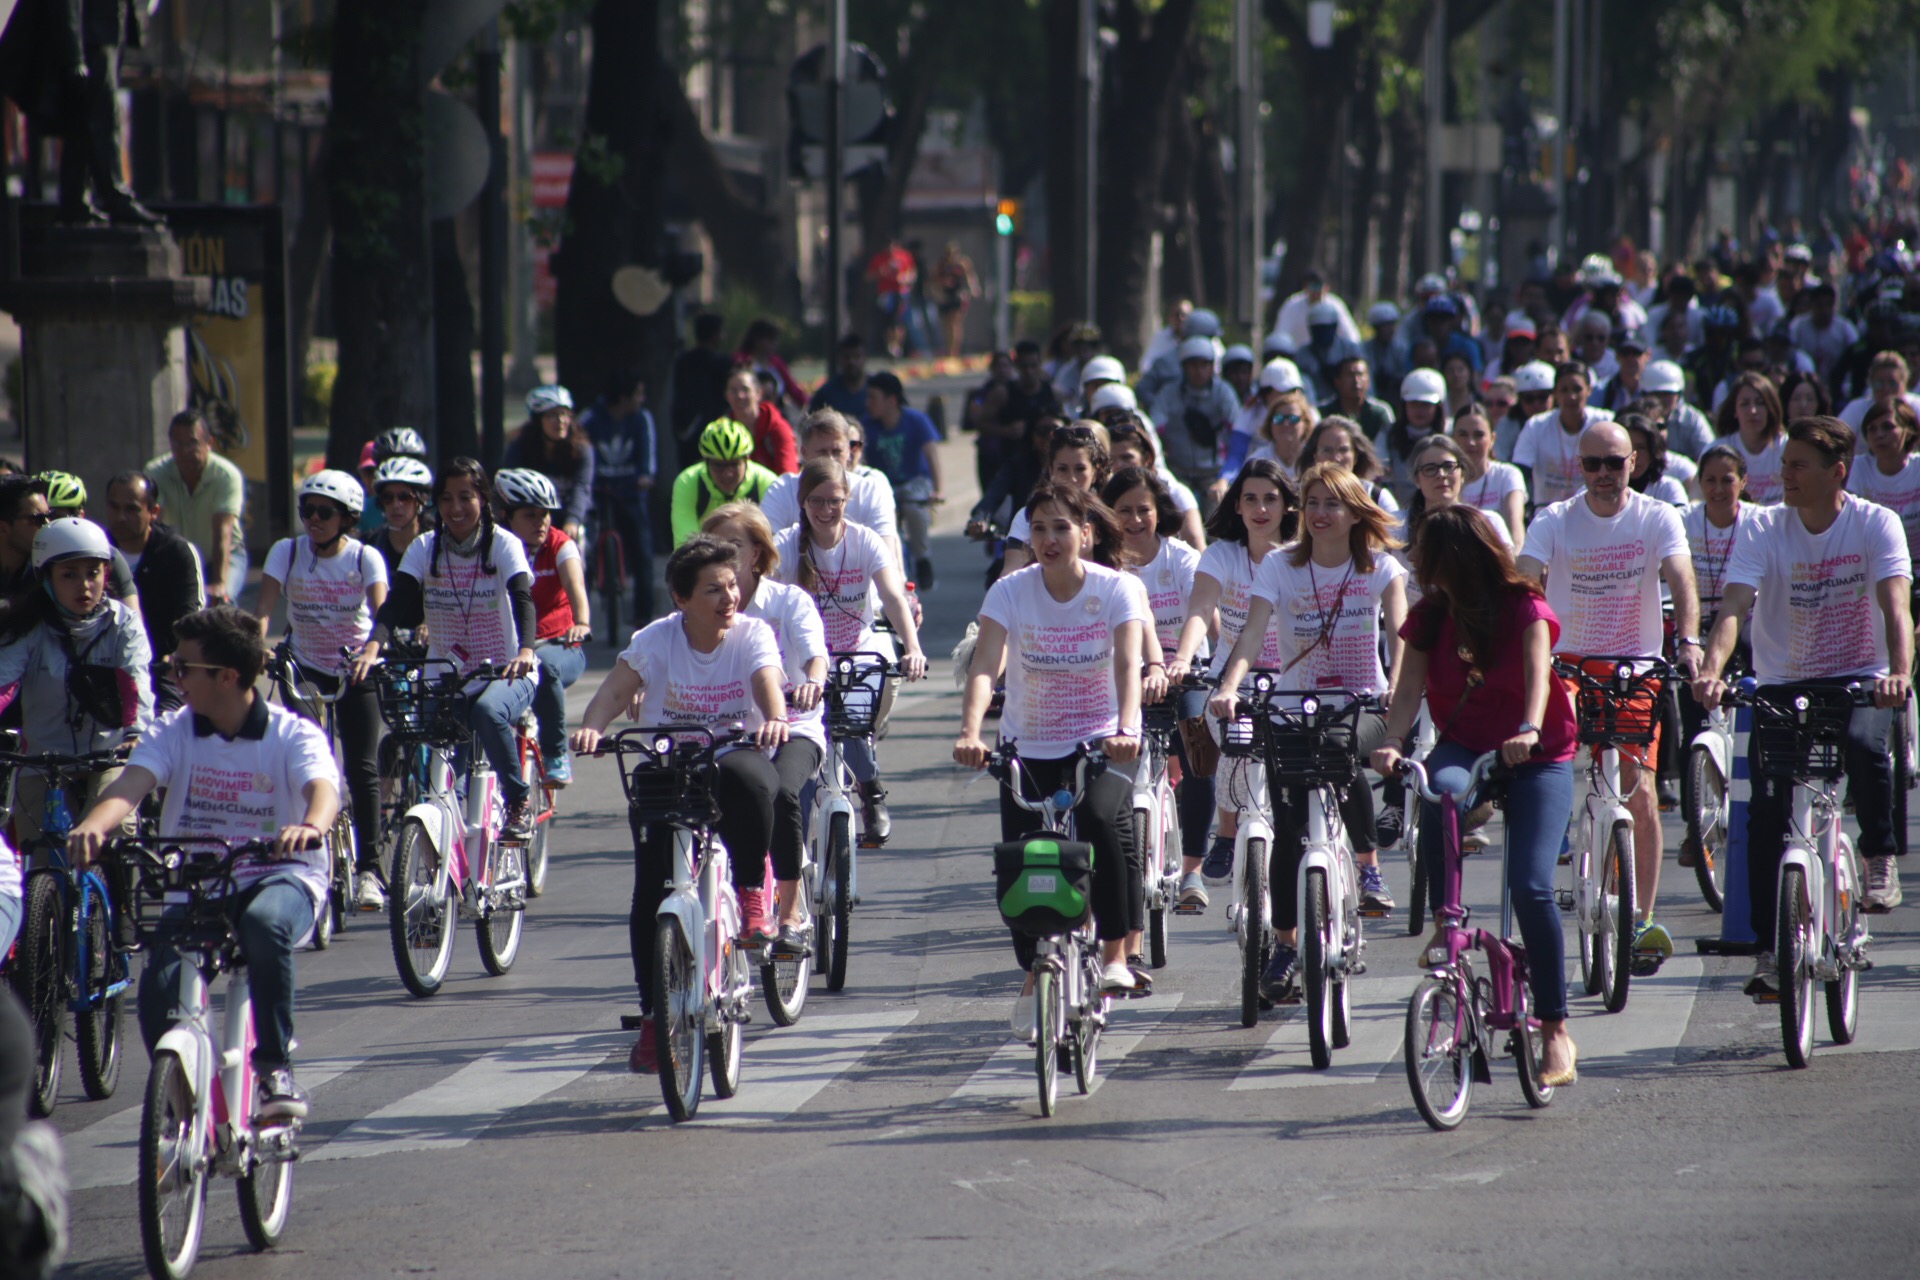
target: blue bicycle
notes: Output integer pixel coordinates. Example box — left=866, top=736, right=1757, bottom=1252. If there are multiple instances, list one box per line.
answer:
left=1, top=743, right=138, bottom=1115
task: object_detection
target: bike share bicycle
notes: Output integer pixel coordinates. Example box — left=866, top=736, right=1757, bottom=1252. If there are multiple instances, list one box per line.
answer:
left=1133, top=671, right=1195, bottom=971
left=1211, top=674, right=1280, bottom=1028
left=374, top=657, right=548, bottom=995
left=597, top=724, right=755, bottom=1120
left=1397, top=754, right=1556, bottom=1130
left=0, top=741, right=137, bottom=1115
left=110, top=837, right=304, bottom=1280
left=265, top=644, right=364, bottom=947
left=987, top=742, right=1117, bottom=1117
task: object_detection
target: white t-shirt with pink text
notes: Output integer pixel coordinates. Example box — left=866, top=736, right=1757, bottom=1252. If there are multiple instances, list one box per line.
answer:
left=398, top=529, right=535, bottom=683
left=980, top=563, right=1152, bottom=759
left=1250, top=552, right=1405, bottom=694
left=774, top=522, right=892, bottom=653
left=1727, top=494, right=1912, bottom=684
left=743, top=578, right=829, bottom=749
left=1734, top=433, right=1786, bottom=504
left=1520, top=488, right=1688, bottom=658
left=1127, top=537, right=1204, bottom=657
left=1846, top=453, right=1920, bottom=559
left=1197, top=540, right=1283, bottom=679
left=618, top=613, right=784, bottom=732
left=1514, top=407, right=1615, bottom=506
left=263, top=536, right=387, bottom=674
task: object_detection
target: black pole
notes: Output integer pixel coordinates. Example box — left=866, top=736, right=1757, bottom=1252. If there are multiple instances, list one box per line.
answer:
left=825, top=0, right=846, bottom=362
left=478, top=21, right=506, bottom=465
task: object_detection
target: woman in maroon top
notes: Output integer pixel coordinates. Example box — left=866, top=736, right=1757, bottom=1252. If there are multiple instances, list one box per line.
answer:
left=1371, top=505, right=1580, bottom=1087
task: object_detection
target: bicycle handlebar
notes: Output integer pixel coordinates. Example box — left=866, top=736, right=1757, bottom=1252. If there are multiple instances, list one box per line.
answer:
left=1718, top=679, right=1883, bottom=711
left=1395, top=752, right=1505, bottom=806
left=985, top=741, right=1108, bottom=818
left=0, top=744, right=133, bottom=775
left=1550, top=655, right=1680, bottom=689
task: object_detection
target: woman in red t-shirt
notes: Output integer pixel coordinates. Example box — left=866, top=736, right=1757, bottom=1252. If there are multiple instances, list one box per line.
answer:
left=1371, top=505, right=1580, bottom=1088
left=497, top=469, right=592, bottom=787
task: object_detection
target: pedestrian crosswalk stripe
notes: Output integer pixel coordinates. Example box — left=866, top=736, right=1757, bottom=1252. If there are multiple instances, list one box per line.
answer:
left=1574, top=953, right=1704, bottom=1068
left=1227, top=977, right=1408, bottom=1089
left=660, top=1009, right=919, bottom=1126
left=66, top=1058, right=365, bottom=1191
left=1823, top=946, right=1920, bottom=1057
left=309, top=1033, right=628, bottom=1161
left=941, top=993, right=1185, bottom=1106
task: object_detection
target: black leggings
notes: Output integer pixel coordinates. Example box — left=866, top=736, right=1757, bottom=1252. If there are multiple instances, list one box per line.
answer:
left=998, top=754, right=1139, bottom=969
left=1269, top=711, right=1387, bottom=932
left=627, top=748, right=778, bottom=1011
left=771, top=739, right=822, bottom=881
left=280, top=663, right=383, bottom=872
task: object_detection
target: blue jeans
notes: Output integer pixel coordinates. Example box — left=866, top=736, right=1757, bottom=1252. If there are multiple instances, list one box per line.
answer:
left=138, top=875, right=315, bottom=1068
left=532, top=642, right=586, bottom=767
left=1415, top=741, right=1572, bottom=1022
left=466, top=675, right=539, bottom=806
left=0, top=890, right=21, bottom=959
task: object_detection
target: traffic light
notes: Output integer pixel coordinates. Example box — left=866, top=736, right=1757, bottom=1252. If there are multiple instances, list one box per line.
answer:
left=996, top=198, right=1020, bottom=236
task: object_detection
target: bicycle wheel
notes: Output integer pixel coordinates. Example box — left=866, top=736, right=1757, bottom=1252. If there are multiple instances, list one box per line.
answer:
left=1686, top=745, right=1727, bottom=913
left=1304, top=867, right=1334, bottom=1069
left=389, top=819, right=456, bottom=997
left=762, top=915, right=813, bottom=1027
left=710, top=947, right=744, bottom=1098
left=824, top=812, right=853, bottom=991
left=15, top=873, right=63, bottom=1117
left=76, top=885, right=124, bottom=1101
left=310, top=827, right=339, bottom=952
left=1778, top=865, right=1817, bottom=1067
left=1512, top=982, right=1555, bottom=1109
left=330, top=804, right=356, bottom=935
left=1404, top=798, right=1427, bottom=936
left=1034, top=966, right=1060, bottom=1117
left=1404, top=975, right=1473, bottom=1131
left=1136, top=808, right=1168, bottom=970
left=1072, top=1009, right=1099, bottom=1096
left=653, top=916, right=704, bottom=1121
left=1239, top=838, right=1269, bottom=1029
left=138, top=1050, right=207, bottom=1280
left=236, top=1136, right=294, bottom=1250
left=1827, top=848, right=1862, bottom=1045
left=520, top=743, right=553, bottom=898
left=1600, top=819, right=1636, bottom=1013
left=1577, top=832, right=1601, bottom=997
left=475, top=845, right=525, bottom=975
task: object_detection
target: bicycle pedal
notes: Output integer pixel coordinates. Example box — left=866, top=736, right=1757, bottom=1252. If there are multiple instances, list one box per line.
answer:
left=1630, top=957, right=1664, bottom=977
left=1751, top=990, right=1782, bottom=1005
left=1862, top=903, right=1894, bottom=915
left=1358, top=906, right=1390, bottom=919
left=1172, top=902, right=1206, bottom=916
left=1555, top=891, right=1576, bottom=911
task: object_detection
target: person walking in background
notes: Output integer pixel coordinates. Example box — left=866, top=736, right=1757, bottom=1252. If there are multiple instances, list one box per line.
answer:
left=103, top=471, right=205, bottom=716
left=146, top=409, right=246, bottom=606
left=809, top=333, right=872, bottom=420
left=867, top=238, right=919, bottom=358
left=672, top=312, right=735, bottom=445
left=579, top=370, right=659, bottom=626
left=932, top=241, right=980, bottom=359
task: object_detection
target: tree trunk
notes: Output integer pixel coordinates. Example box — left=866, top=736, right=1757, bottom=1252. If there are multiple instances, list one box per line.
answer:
left=1094, top=0, right=1201, bottom=367
left=661, top=60, right=786, bottom=295
left=1158, top=84, right=1200, bottom=308
left=1342, top=56, right=1386, bottom=301
left=1044, top=0, right=1085, bottom=327
left=287, top=138, right=331, bottom=423
left=325, top=1, right=432, bottom=469
left=1193, top=108, right=1234, bottom=310
left=554, top=0, right=673, bottom=439
left=1382, top=99, right=1423, bottom=301
left=433, top=218, right=478, bottom=460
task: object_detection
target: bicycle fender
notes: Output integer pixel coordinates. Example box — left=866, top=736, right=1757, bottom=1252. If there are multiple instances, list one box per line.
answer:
left=154, top=1026, right=210, bottom=1101
left=402, top=801, right=458, bottom=884
left=656, top=893, right=708, bottom=976
left=1692, top=728, right=1731, bottom=781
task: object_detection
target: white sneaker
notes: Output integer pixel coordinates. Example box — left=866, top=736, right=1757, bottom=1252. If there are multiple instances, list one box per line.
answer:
left=1099, top=961, right=1139, bottom=992
left=355, top=870, right=387, bottom=912
left=1865, top=855, right=1904, bottom=911
left=1010, top=991, right=1036, bottom=1042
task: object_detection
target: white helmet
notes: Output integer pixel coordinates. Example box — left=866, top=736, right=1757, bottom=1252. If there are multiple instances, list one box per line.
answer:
left=494, top=468, right=562, bottom=512
left=1642, top=360, right=1687, bottom=394
left=1258, top=359, right=1303, bottom=395
left=32, top=516, right=112, bottom=571
left=1088, top=383, right=1139, bottom=414
left=298, top=469, right=366, bottom=517
left=373, top=457, right=433, bottom=492
left=1512, top=361, right=1558, bottom=394
left=1366, top=301, right=1401, bottom=326
left=1221, top=343, right=1255, bottom=367
left=1079, top=354, right=1126, bottom=388
left=1177, top=335, right=1217, bottom=363
left=1307, top=300, right=1342, bottom=326
left=1400, top=368, right=1447, bottom=404
left=525, top=385, right=574, bottom=415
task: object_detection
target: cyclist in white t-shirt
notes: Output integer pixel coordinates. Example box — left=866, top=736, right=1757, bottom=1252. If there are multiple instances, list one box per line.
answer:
left=1847, top=399, right=1920, bottom=567
left=1108, top=418, right=1208, bottom=548
left=1711, top=371, right=1787, bottom=504
left=1000, top=423, right=1113, bottom=574
left=1513, top=361, right=1616, bottom=508
left=1450, top=405, right=1525, bottom=542
left=1519, top=421, right=1700, bottom=962
left=573, top=537, right=797, bottom=1073
left=254, top=469, right=389, bottom=908
left=1211, top=463, right=1407, bottom=998
left=1695, top=416, right=1914, bottom=990
left=69, top=605, right=340, bottom=1121
left=760, top=409, right=901, bottom=560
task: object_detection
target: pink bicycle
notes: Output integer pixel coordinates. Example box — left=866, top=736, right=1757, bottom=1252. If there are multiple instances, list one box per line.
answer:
left=1397, top=753, right=1556, bottom=1130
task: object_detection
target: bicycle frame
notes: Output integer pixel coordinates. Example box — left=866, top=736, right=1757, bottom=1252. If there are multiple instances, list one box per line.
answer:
left=1134, top=698, right=1180, bottom=929
left=152, top=944, right=295, bottom=1179
left=1777, top=773, right=1858, bottom=979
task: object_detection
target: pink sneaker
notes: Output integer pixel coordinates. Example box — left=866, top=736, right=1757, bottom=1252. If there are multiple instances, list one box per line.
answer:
left=737, top=887, right=776, bottom=943
left=628, top=1022, right=657, bottom=1073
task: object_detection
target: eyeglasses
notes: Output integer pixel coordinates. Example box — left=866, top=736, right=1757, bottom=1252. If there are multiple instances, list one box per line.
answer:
left=15, top=511, right=51, bottom=526
left=1416, top=460, right=1463, bottom=478
left=378, top=489, right=419, bottom=505
left=1579, top=455, right=1630, bottom=473
left=299, top=503, right=343, bottom=521
left=805, top=495, right=846, bottom=510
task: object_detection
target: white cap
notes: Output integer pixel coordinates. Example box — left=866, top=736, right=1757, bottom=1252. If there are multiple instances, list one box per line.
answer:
left=1512, top=361, right=1558, bottom=393
left=1221, top=343, right=1255, bottom=366
left=1366, top=301, right=1400, bottom=325
left=1258, top=359, right=1303, bottom=394
left=1088, top=383, right=1139, bottom=414
left=1177, top=335, right=1217, bottom=363
left=1307, top=300, right=1341, bottom=325
left=1079, top=354, right=1126, bottom=387
left=1642, top=359, right=1687, bottom=394
left=1400, top=368, right=1446, bottom=403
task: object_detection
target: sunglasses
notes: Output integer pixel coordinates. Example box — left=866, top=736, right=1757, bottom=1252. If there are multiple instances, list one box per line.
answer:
left=15, top=511, right=52, bottom=526
left=167, top=656, right=227, bottom=677
left=378, top=489, right=419, bottom=505
left=1579, top=455, right=1630, bottom=473
left=1269, top=412, right=1303, bottom=426
left=300, top=503, right=344, bottom=521
left=1051, top=425, right=1098, bottom=444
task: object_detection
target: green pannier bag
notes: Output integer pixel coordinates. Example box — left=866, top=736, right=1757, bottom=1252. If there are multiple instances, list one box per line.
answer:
left=993, top=838, right=1094, bottom=936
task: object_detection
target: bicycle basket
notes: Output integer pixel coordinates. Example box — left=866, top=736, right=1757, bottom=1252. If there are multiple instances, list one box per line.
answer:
left=1750, top=690, right=1853, bottom=781
left=122, top=851, right=239, bottom=954
left=993, top=838, right=1093, bottom=936
left=623, top=752, right=720, bottom=826
left=825, top=668, right=882, bottom=737
left=1568, top=666, right=1661, bottom=748
left=374, top=665, right=469, bottom=744
left=1259, top=696, right=1364, bottom=786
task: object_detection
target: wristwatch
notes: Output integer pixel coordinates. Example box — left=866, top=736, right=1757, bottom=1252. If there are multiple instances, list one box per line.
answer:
left=1514, top=721, right=1541, bottom=736
left=1677, top=636, right=1705, bottom=648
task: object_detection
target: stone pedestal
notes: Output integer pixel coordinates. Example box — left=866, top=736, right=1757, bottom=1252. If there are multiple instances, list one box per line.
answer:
left=0, top=223, right=210, bottom=494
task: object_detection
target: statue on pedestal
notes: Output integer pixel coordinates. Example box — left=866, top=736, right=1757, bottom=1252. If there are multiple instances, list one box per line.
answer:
left=0, top=0, right=163, bottom=226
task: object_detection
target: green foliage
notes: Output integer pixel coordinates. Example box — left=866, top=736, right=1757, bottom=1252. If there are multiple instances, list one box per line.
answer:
left=715, top=281, right=784, bottom=350
left=304, top=359, right=338, bottom=426
left=576, top=134, right=627, bottom=187
left=1010, top=291, right=1053, bottom=341
left=504, top=0, right=595, bottom=45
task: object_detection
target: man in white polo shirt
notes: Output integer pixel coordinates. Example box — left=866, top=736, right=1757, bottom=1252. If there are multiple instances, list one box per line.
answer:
left=1694, top=415, right=1913, bottom=995
left=1520, top=421, right=1700, bottom=962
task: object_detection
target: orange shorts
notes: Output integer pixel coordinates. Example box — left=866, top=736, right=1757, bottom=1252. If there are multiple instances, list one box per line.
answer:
left=1557, top=655, right=1661, bottom=773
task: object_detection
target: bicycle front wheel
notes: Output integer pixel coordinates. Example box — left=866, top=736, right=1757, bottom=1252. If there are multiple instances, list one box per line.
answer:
left=475, top=844, right=525, bottom=975
left=521, top=743, right=553, bottom=898
left=1239, top=838, right=1269, bottom=1028
left=1686, top=745, right=1726, bottom=913
left=389, top=819, right=456, bottom=997
left=76, top=885, right=125, bottom=1101
left=823, top=812, right=853, bottom=991
left=1600, top=820, right=1636, bottom=1013
left=1778, top=865, right=1817, bottom=1067
left=1034, top=966, right=1060, bottom=1117
left=1304, top=867, right=1334, bottom=1069
left=16, top=873, right=64, bottom=1116
left=654, top=916, right=704, bottom=1121
left=1404, top=975, right=1473, bottom=1131
left=139, top=1050, right=208, bottom=1280
left=236, top=1137, right=294, bottom=1250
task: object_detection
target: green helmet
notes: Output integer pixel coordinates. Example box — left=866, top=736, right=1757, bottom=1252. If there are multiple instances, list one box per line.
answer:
left=40, top=470, right=86, bottom=510
left=698, top=418, right=755, bottom=462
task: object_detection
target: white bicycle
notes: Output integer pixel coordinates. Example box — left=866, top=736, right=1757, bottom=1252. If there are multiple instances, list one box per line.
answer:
left=1133, top=676, right=1190, bottom=971
left=1213, top=670, right=1281, bottom=1028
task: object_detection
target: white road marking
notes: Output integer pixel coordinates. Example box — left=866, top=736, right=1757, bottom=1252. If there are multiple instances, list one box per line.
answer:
left=1573, top=953, right=1704, bottom=1068
left=1227, top=976, right=1410, bottom=1090
left=1821, top=945, right=1920, bottom=1056
left=664, top=1009, right=919, bottom=1126
left=941, top=992, right=1184, bottom=1106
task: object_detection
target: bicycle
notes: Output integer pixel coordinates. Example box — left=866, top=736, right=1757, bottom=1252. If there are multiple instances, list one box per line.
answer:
left=986, top=741, right=1114, bottom=1117
left=1727, top=680, right=1883, bottom=1067
left=1551, top=656, right=1674, bottom=1012
left=1396, top=753, right=1556, bottom=1130
left=1249, top=681, right=1379, bottom=1069
left=1682, top=694, right=1734, bottom=914
left=109, top=836, right=306, bottom=1279
left=373, top=658, right=540, bottom=996
left=0, top=743, right=136, bottom=1116
left=584, top=501, right=629, bottom=649
left=1400, top=712, right=1436, bottom=936
left=265, top=644, right=363, bottom=947
left=597, top=724, right=754, bottom=1121
left=1133, top=675, right=1191, bottom=971
left=1209, top=670, right=1281, bottom=1028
